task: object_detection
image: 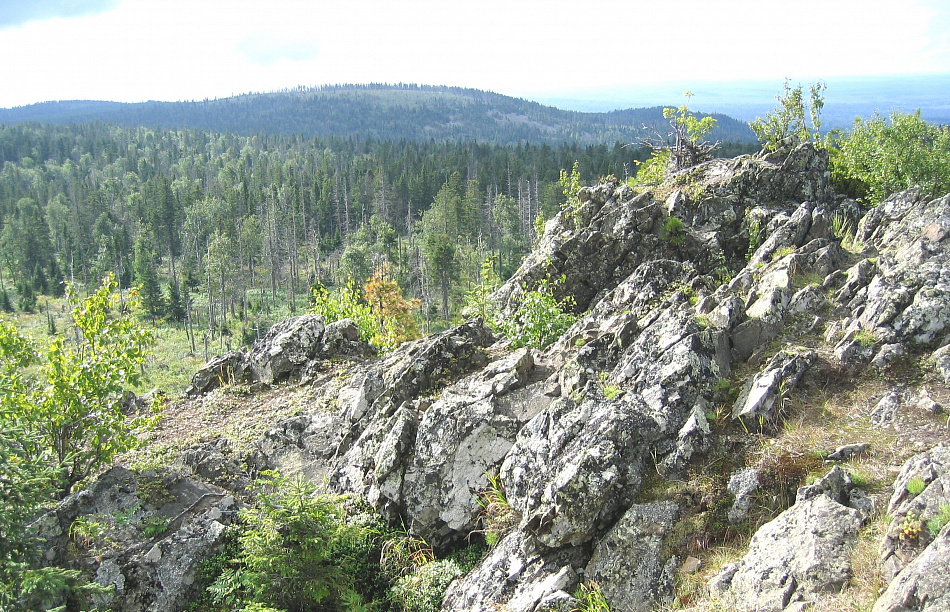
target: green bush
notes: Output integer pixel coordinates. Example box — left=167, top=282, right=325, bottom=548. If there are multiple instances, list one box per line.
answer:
left=389, top=560, right=462, bottom=612
left=828, top=110, right=950, bottom=204
left=661, top=217, right=686, bottom=247
left=208, top=471, right=379, bottom=612
left=309, top=281, right=376, bottom=343
left=499, top=277, right=578, bottom=350
left=750, top=79, right=825, bottom=151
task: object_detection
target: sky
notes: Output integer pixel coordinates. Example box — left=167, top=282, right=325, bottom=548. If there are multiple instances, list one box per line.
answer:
left=1, top=0, right=949, bottom=110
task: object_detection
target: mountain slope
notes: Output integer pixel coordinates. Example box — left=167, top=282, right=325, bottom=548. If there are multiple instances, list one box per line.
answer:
left=0, top=84, right=757, bottom=145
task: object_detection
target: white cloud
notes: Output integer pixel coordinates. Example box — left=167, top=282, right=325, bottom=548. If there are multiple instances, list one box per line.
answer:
left=0, top=0, right=947, bottom=108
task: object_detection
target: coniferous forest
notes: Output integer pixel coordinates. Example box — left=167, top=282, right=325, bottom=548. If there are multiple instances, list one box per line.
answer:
left=0, top=116, right=755, bottom=353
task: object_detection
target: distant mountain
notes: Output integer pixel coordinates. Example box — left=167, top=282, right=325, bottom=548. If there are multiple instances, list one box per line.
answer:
left=0, top=84, right=757, bottom=145
left=534, top=74, right=950, bottom=132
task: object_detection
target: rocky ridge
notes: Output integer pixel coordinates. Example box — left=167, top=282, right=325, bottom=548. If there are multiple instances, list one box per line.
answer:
left=38, top=143, right=950, bottom=611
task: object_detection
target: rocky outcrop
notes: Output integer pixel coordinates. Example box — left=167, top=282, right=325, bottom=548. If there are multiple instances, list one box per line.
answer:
left=59, top=143, right=950, bottom=611
left=710, top=467, right=866, bottom=611
left=31, top=467, right=236, bottom=612
left=185, top=315, right=373, bottom=396
left=873, top=445, right=950, bottom=611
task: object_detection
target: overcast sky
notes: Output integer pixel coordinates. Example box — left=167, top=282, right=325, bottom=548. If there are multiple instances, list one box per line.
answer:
left=1, top=0, right=949, bottom=109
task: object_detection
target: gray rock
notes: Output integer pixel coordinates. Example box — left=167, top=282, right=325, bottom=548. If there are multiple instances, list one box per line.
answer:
left=441, top=530, right=585, bottom=612
left=185, top=350, right=249, bottom=397
left=879, top=445, right=950, bottom=583
left=584, top=501, right=679, bottom=612
left=871, top=388, right=908, bottom=428
left=502, top=396, right=660, bottom=548
left=827, top=443, right=870, bottom=461
left=933, top=343, right=950, bottom=384
left=732, top=349, right=815, bottom=429
left=32, top=466, right=236, bottom=612
left=873, top=522, right=950, bottom=612
left=249, top=314, right=326, bottom=384
left=710, top=493, right=861, bottom=611
left=727, top=467, right=761, bottom=524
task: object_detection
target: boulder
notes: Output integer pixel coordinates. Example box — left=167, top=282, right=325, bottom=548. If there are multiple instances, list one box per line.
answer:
left=185, top=350, right=249, bottom=397
left=249, top=314, right=326, bottom=384
left=873, top=522, right=950, bottom=612
left=710, top=468, right=864, bottom=611
left=31, top=466, right=236, bottom=612
left=584, top=501, right=679, bottom=612
left=732, top=349, right=815, bottom=429
left=441, top=530, right=585, bottom=612
left=878, top=445, right=950, bottom=582
left=501, top=396, right=660, bottom=549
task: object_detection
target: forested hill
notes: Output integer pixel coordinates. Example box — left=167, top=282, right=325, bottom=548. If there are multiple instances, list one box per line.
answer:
left=0, top=84, right=756, bottom=145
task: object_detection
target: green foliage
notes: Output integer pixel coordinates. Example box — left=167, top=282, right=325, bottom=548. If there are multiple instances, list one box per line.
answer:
left=853, top=329, right=877, bottom=348
left=661, top=216, right=686, bottom=247
left=927, top=504, right=950, bottom=537
left=632, top=150, right=671, bottom=188
left=0, top=318, right=113, bottom=611
left=461, top=257, right=501, bottom=326
left=363, top=265, right=422, bottom=352
left=906, top=476, right=927, bottom=496
left=828, top=110, right=950, bottom=203
left=663, top=91, right=719, bottom=168
left=572, top=580, right=611, bottom=612
left=477, top=471, right=519, bottom=547
left=389, top=560, right=462, bottom=612
left=140, top=516, right=171, bottom=539
left=499, top=277, right=578, bottom=350
left=559, top=161, right=583, bottom=221
left=310, top=281, right=377, bottom=345
left=745, top=210, right=765, bottom=259
left=750, top=79, right=826, bottom=151
left=208, top=471, right=379, bottom=612
left=33, top=275, right=158, bottom=494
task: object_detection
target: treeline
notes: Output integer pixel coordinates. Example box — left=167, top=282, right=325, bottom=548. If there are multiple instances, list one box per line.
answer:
left=0, top=84, right=757, bottom=146
left=0, top=120, right=757, bottom=346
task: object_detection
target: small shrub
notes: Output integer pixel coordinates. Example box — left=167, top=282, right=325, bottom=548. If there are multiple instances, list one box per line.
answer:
left=499, top=277, right=578, bottom=350
left=853, top=329, right=877, bottom=348
left=389, top=559, right=462, bottom=612
left=559, top=161, right=583, bottom=222
left=207, top=471, right=379, bottom=611
left=906, top=476, right=927, bottom=496
left=69, top=516, right=108, bottom=550
left=633, top=150, right=671, bottom=189
left=477, top=471, right=519, bottom=546
left=572, top=580, right=611, bottom=612
left=661, top=216, right=686, bottom=247
left=898, top=514, right=923, bottom=541
left=926, top=504, right=950, bottom=537
left=141, top=516, right=170, bottom=539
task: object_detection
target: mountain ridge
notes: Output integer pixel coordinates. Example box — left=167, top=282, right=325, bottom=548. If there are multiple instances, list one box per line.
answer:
left=0, top=83, right=757, bottom=146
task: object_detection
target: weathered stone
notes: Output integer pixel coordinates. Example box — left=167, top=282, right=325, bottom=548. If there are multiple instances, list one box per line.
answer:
left=933, top=343, right=950, bottom=384
left=502, top=396, right=660, bottom=549
left=827, top=443, right=869, bottom=462
left=879, top=445, right=950, bottom=583
left=441, top=530, right=585, bottom=612
left=732, top=349, right=815, bottom=429
left=249, top=314, right=326, bottom=384
left=873, top=522, right=950, bottom=612
left=584, top=501, right=679, bottom=612
left=32, top=466, right=236, bottom=612
left=727, top=467, right=761, bottom=524
left=871, top=388, right=908, bottom=428
left=710, top=492, right=861, bottom=611
left=185, top=350, right=249, bottom=397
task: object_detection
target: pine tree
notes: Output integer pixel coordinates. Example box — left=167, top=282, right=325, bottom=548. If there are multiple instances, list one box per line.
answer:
left=133, top=229, right=165, bottom=320
left=165, top=280, right=186, bottom=323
